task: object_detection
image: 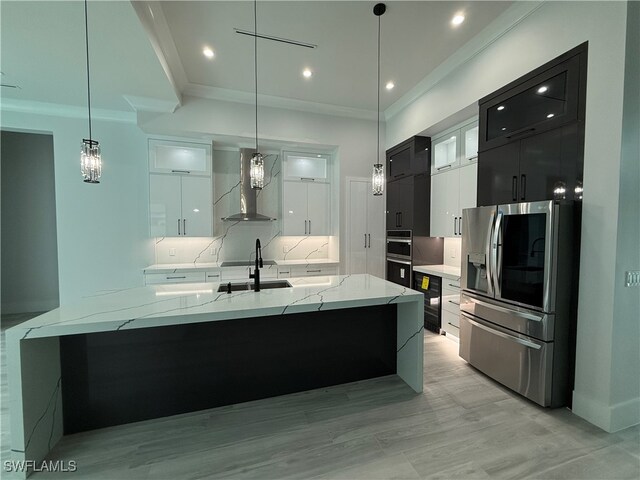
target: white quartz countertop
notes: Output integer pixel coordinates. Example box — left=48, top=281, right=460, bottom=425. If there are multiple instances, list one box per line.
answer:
left=8, top=274, right=420, bottom=341
left=413, top=264, right=461, bottom=281
left=143, top=259, right=339, bottom=274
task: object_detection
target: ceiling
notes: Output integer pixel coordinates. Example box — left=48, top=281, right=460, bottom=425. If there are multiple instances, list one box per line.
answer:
left=1, top=1, right=513, bottom=116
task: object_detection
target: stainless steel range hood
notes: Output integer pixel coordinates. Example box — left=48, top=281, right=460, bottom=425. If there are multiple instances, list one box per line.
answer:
left=221, top=148, right=276, bottom=221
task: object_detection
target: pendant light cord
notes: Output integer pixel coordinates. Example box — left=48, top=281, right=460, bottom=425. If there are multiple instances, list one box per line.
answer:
left=84, top=0, right=92, bottom=142
left=376, top=13, right=381, bottom=165
left=254, top=0, right=258, bottom=152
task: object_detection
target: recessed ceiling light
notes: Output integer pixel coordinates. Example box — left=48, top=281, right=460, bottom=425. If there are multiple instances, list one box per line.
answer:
left=537, top=85, right=548, bottom=94
left=497, top=105, right=505, bottom=111
left=385, top=81, right=395, bottom=90
left=203, top=47, right=215, bottom=59
left=451, top=14, right=465, bottom=26
left=547, top=113, right=555, bottom=118
left=501, top=127, right=507, bottom=131
left=303, top=68, right=313, bottom=78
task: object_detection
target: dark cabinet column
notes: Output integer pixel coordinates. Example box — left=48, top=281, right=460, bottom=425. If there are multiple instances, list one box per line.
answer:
left=518, top=128, right=564, bottom=202
left=477, top=142, right=520, bottom=206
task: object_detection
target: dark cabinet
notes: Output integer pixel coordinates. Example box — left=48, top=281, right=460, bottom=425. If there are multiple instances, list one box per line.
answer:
left=479, top=45, right=586, bottom=152
left=477, top=43, right=586, bottom=207
left=387, top=174, right=429, bottom=235
left=477, top=125, right=580, bottom=206
left=386, top=136, right=430, bottom=180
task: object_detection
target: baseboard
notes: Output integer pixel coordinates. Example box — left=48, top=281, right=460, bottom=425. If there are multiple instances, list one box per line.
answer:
left=572, top=391, right=640, bottom=432
left=1, top=300, right=58, bottom=315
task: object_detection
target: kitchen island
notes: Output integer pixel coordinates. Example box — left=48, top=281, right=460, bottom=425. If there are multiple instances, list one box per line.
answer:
left=6, top=274, right=423, bottom=478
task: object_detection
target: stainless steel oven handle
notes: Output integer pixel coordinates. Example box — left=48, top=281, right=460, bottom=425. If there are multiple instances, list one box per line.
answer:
left=387, top=257, right=412, bottom=266
left=386, top=238, right=412, bottom=244
left=465, top=296, right=542, bottom=322
left=461, top=312, right=542, bottom=350
left=491, top=211, right=503, bottom=296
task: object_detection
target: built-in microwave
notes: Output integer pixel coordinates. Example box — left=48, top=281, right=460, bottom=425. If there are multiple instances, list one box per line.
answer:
left=386, top=230, right=412, bottom=261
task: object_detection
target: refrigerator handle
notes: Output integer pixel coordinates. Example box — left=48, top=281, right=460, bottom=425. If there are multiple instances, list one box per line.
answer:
left=486, top=211, right=496, bottom=296
left=491, top=211, right=503, bottom=297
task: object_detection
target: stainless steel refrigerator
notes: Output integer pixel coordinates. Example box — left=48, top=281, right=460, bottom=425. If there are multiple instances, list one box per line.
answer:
left=459, top=200, right=578, bottom=407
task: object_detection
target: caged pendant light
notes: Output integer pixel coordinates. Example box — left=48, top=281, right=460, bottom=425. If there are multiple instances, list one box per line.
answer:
left=80, top=0, right=101, bottom=183
left=250, top=0, right=264, bottom=190
left=371, top=3, right=386, bottom=196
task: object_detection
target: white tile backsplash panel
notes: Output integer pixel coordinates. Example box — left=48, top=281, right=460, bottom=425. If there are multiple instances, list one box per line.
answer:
left=444, top=237, right=462, bottom=268
left=153, top=150, right=334, bottom=265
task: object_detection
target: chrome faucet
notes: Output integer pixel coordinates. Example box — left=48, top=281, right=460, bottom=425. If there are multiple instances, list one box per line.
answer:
left=250, top=238, right=263, bottom=291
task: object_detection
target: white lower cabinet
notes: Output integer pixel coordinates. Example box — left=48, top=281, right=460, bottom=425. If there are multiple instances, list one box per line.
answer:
left=145, top=272, right=206, bottom=285
left=441, top=279, right=461, bottom=338
left=278, top=264, right=338, bottom=278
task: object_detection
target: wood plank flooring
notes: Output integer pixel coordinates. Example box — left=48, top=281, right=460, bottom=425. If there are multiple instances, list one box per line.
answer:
left=1, top=312, right=638, bottom=480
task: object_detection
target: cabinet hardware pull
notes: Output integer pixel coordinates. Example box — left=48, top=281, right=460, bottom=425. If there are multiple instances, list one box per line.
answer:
left=447, top=283, right=460, bottom=288
left=448, top=300, right=460, bottom=306
left=505, top=127, right=536, bottom=139
left=437, top=165, right=452, bottom=171
left=368, top=234, right=371, bottom=248
left=453, top=217, right=458, bottom=236
left=304, top=220, right=307, bottom=235
left=183, top=219, right=186, bottom=235
left=178, top=219, right=181, bottom=235
left=306, top=269, right=322, bottom=273
left=300, top=177, right=316, bottom=182
left=207, top=274, right=220, bottom=278
left=166, top=276, right=186, bottom=279
left=512, top=176, right=518, bottom=201
left=309, top=220, right=311, bottom=235
left=364, top=234, right=367, bottom=248
left=521, top=174, right=526, bottom=200
left=448, top=322, right=458, bottom=327
left=171, top=169, right=191, bottom=174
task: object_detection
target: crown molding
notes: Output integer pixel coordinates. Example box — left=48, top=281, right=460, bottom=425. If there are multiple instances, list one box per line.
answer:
left=123, top=95, right=179, bottom=113
left=183, top=83, right=378, bottom=122
left=385, top=1, right=545, bottom=121
left=0, top=98, right=136, bottom=123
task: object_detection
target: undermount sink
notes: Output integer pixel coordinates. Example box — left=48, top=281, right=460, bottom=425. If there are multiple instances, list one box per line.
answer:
left=216, top=280, right=292, bottom=293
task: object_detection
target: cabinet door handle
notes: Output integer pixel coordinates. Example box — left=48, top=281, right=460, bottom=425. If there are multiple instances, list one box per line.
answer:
left=364, top=234, right=367, bottom=248
left=448, top=300, right=461, bottom=306
left=304, top=220, right=308, bottom=235
left=512, top=176, right=518, bottom=201
left=368, top=233, right=371, bottom=248
left=166, top=276, right=186, bottom=280
left=448, top=283, right=460, bottom=288
left=308, top=220, right=311, bottom=235
left=453, top=217, right=458, bottom=236
left=178, top=219, right=181, bottom=235
left=183, top=219, right=186, bottom=235
left=171, top=169, right=191, bottom=174
left=505, top=127, right=536, bottom=139
left=306, top=269, right=322, bottom=273
left=437, top=165, right=452, bottom=171
left=521, top=174, right=526, bottom=200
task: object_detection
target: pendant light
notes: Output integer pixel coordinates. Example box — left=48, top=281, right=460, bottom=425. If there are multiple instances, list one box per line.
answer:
left=80, top=0, right=101, bottom=183
left=372, top=3, right=386, bottom=196
left=250, top=0, right=264, bottom=190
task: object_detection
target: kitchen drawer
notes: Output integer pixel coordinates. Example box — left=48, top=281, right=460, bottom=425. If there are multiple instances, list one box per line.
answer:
left=290, top=265, right=338, bottom=277
left=442, top=309, right=460, bottom=337
left=442, top=293, right=461, bottom=315
left=442, top=278, right=461, bottom=292
left=277, top=267, right=291, bottom=279
left=145, top=272, right=206, bottom=285
left=204, top=270, right=222, bottom=283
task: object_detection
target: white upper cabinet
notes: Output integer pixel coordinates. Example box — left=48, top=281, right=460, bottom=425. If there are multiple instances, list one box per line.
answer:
left=462, top=121, right=479, bottom=163
left=149, top=139, right=212, bottom=176
left=180, top=176, right=213, bottom=237
left=430, top=168, right=459, bottom=237
left=432, top=133, right=459, bottom=174
left=283, top=181, right=330, bottom=236
left=284, top=152, right=329, bottom=181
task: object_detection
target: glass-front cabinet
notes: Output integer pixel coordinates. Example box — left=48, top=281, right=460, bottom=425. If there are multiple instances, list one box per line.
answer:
left=432, top=133, right=458, bottom=173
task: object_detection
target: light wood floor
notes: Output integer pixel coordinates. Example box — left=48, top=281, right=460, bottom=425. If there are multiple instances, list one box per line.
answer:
left=2, top=312, right=638, bottom=480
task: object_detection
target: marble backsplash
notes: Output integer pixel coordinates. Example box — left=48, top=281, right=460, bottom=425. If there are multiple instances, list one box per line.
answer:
left=153, top=150, right=337, bottom=265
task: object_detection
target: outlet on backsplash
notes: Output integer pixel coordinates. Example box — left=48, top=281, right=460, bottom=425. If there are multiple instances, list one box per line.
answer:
left=169, top=248, right=176, bottom=256
left=444, top=237, right=462, bottom=267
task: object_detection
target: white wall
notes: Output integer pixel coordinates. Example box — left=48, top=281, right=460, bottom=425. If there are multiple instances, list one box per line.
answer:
left=139, top=95, right=383, bottom=274
left=1, top=131, right=59, bottom=313
left=387, top=1, right=636, bottom=432
left=0, top=110, right=154, bottom=304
